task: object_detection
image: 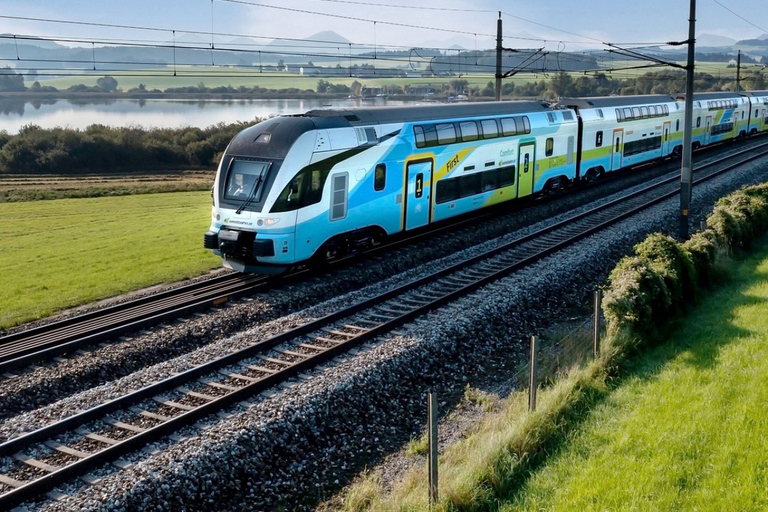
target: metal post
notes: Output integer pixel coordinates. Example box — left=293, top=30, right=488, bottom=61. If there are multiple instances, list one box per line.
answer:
left=736, top=50, right=741, bottom=93
left=680, top=0, right=696, bottom=240
left=593, top=289, right=602, bottom=358
left=528, top=336, right=538, bottom=411
left=495, top=12, right=502, bottom=101
left=428, top=392, right=438, bottom=507
left=700, top=220, right=707, bottom=232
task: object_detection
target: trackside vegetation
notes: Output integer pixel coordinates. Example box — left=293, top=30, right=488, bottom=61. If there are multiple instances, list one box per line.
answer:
left=0, top=121, right=256, bottom=175
left=337, top=182, right=768, bottom=512
left=0, top=191, right=220, bottom=329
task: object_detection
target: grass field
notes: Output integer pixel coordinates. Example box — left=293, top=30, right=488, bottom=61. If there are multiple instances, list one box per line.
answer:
left=503, top=238, right=768, bottom=511
left=0, top=171, right=215, bottom=202
left=30, top=65, right=539, bottom=93
left=0, top=190, right=220, bottom=329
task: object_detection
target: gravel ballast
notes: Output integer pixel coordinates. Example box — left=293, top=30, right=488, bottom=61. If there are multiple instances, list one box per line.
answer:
left=13, top=158, right=768, bottom=512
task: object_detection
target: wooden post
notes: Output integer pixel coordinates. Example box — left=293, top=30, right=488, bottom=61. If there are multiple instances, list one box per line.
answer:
left=529, top=336, right=538, bottom=411
left=428, top=392, right=438, bottom=507
left=593, top=289, right=602, bottom=358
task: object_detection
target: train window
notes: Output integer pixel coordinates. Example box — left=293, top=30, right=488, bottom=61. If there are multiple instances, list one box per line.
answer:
left=623, top=108, right=632, bottom=120
left=330, top=173, right=348, bottom=221
left=223, top=159, right=270, bottom=203
left=500, top=117, right=518, bottom=136
left=374, top=163, right=386, bottom=192
left=521, top=116, right=531, bottom=133
left=640, top=106, right=650, bottom=118
left=596, top=131, right=603, bottom=147
left=271, top=165, right=331, bottom=213
left=481, top=119, right=499, bottom=139
left=696, top=117, right=701, bottom=128
left=436, top=178, right=459, bottom=203
left=676, top=120, right=680, bottom=131
left=414, top=126, right=425, bottom=148
left=616, top=109, right=624, bottom=122
left=546, top=112, right=555, bottom=124
left=545, top=138, right=554, bottom=157
left=499, top=165, right=515, bottom=187
left=414, top=173, right=424, bottom=199
left=597, top=109, right=604, bottom=119
left=414, top=125, right=438, bottom=148
left=632, top=107, right=641, bottom=118
left=459, top=121, right=479, bottom=141
left=664, top=105, right=669, bottom=115
left=481, top=169, right=500, bottom=191
left=563, top=111, right=574, bottom=121
left=459, top=173, right=481, bottom=197
left=436, top=123, right=457, bottom=145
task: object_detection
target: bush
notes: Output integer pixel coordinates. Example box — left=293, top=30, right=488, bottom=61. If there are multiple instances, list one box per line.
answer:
left=0, top=121, right=258, bottom=174
left=602, top=255, right=671, bottom=339
left=633, top=233, right=697, bottom=313
left=683, top=231, right=719, bottom=287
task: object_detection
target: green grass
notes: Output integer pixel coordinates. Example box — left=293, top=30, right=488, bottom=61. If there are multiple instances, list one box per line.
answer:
left=503, top=238, right=768, bottom=511
left=29, top=66, right=511, bottom=93
left=0, top=191, right=220, bottom=329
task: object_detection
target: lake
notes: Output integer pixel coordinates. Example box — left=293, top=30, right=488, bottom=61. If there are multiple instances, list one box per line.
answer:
left=0, top=97, right=411, bottom=133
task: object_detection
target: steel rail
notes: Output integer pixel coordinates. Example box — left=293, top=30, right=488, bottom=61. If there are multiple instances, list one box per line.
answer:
left=0, top=144, right=764, bottom=508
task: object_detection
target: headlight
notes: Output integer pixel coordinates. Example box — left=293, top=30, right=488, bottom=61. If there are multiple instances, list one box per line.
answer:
left=256, top=218, right=280, bottom=227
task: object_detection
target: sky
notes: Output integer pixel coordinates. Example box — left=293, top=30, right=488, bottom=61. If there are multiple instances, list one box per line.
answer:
left=0, top=0, right=767, bottom=53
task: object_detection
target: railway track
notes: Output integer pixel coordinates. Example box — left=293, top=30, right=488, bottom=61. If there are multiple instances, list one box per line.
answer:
left=1, top=139, right=764, bottom=378
left=1, top=141, right=766, bottom=508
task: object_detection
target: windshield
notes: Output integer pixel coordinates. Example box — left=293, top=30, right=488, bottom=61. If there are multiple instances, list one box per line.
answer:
left=224, top=160, right=270, bottom=203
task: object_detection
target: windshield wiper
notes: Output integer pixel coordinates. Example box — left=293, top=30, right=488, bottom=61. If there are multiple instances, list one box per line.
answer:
left=235, top=173, right=264, bottom=215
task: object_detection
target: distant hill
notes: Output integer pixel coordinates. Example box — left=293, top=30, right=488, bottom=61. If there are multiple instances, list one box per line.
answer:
left=697, top=33, right=737, bottom=47
left=266, top=30, right=351, bottom=50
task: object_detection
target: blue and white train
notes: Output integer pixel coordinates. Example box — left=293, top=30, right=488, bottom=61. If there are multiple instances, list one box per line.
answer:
left=204, top=90, right=768, bottom=273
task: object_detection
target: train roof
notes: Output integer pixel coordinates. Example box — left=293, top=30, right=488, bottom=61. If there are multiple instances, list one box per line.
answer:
left=675, top=91, right=744, bottom=100
left=559, top=95, right=676, bottom=109
left=299, top=101, right=554, bottom=125
left=740, top=90, right=768, bottom=97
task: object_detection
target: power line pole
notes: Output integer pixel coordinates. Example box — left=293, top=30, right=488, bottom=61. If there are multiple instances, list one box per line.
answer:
left=495, top=12, right=502, bottom=101
left=736, top=49, right=741, bottom=92
left=680, top=0, right=696, bottom=239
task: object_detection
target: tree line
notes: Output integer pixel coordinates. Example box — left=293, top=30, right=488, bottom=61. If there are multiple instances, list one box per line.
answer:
left=0, top=122, right=256, bottom=175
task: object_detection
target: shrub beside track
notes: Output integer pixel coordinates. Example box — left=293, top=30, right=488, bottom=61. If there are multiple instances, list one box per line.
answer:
left=343, top=182, right=768, bottom=512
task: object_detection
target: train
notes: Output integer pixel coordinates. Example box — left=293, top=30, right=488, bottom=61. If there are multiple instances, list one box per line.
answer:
left=203, top=90, right=768, bottom=273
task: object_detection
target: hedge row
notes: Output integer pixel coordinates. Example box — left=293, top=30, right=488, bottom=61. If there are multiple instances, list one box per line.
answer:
left=602, top=182, right=768, bottom=340
left=0, top=121, right=257, bottom=174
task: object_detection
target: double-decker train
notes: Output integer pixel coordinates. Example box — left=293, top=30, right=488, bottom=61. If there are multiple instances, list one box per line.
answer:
left=204, top=90, right=768, bottom=273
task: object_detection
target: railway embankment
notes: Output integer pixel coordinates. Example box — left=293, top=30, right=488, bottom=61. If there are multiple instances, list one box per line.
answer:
left=338, top=182, right=768, bottom=511
left=20, top=158, right=768, bottom=511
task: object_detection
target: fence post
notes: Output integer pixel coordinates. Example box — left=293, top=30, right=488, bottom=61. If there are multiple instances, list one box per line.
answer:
left=700, top=220, right=708, bottom=232
left=529, top=336, right=538, bottom=412
left=428, top=392, right=438, bottom=508
left=593, top=289, right=602, bottom=359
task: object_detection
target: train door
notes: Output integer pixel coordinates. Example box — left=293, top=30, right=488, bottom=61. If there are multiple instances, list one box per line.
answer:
left=662, top=121, right=671, bottom=155
left=762, top=106, right=767, bottom=132
left=611, top=129, right=623, bottom=171
left=517, top=142, right=535, bottom=197
left=705, top=116, right=713, bottom=144
left=404, top=159, right=432, bottom=230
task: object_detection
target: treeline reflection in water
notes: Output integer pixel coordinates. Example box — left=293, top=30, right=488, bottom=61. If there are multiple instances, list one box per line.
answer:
left=0, top=97, right=407, bottom=132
